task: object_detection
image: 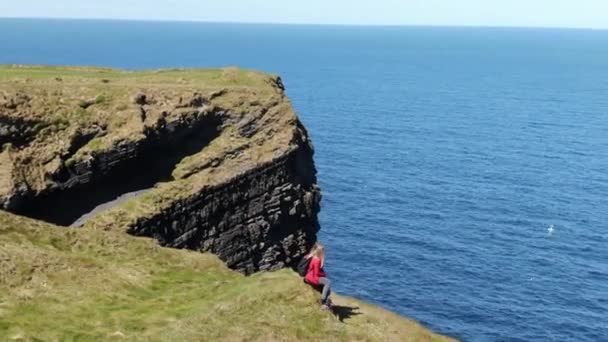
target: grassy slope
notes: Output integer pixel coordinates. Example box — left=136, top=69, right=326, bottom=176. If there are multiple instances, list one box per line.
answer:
left=0, top=211, right=454, bottom=341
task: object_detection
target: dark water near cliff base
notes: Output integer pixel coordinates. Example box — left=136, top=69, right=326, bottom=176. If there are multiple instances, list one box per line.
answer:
left=1, top=19, right=607, bottom=341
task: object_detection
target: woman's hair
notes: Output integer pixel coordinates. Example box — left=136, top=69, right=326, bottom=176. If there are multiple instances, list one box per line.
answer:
left=309, top=243, right=325, bottom=258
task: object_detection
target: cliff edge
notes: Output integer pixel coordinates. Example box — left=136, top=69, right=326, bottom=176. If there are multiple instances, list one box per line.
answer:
left=0, top=65, right=454, bottom=341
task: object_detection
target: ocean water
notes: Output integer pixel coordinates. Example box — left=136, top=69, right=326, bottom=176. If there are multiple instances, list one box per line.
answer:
left=1, top=18, right=607, bottom=341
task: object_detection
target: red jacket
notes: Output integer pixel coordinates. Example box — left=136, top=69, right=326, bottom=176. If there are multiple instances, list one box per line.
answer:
left=305, top=256, right=326, bottom=285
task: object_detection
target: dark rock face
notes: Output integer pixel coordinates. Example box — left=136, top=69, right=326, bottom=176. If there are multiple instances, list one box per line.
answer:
left=129, top=138, right=321, bottom=274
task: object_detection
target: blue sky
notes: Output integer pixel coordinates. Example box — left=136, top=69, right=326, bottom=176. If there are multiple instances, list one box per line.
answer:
left=2, top=0, right=607, bottom=29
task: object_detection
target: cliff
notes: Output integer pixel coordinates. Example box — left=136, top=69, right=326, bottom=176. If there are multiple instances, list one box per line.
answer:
left=0, top=65, right=320, bottom=274
left=0, top=65, right=454, bottom=341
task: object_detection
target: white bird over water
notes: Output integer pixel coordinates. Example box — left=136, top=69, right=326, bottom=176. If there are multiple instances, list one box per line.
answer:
left=547, top=224, right=555, bottom=236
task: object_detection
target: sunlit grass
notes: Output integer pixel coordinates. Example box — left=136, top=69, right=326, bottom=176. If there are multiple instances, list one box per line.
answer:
left=0, top=211, right=454, bottom=341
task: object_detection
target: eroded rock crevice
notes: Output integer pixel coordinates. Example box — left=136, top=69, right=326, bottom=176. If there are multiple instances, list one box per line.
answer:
left=13, top=112, right=224, bottom=226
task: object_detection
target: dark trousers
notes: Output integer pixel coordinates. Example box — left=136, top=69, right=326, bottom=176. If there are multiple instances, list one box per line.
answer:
left=305, top=277, right=332, bottom=304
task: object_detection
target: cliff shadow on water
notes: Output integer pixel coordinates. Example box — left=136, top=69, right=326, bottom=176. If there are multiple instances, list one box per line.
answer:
left=14, top=114, right=224, bottom=227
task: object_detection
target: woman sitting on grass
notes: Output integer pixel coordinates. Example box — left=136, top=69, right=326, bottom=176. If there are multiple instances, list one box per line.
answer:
left=304, top=243, right=333, bottom=309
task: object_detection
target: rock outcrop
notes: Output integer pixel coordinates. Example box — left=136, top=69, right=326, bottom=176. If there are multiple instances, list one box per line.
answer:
left=0, top=65, right=321, bottom=274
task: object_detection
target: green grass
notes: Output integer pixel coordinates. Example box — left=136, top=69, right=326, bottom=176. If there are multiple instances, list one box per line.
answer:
left=0, top=65, right=267, bottom=87
left=0, top=211, right=455, bottom=341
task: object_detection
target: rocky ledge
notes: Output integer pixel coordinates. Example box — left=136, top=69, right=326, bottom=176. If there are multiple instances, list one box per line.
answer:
left=0, top=65, right=321, bottom=274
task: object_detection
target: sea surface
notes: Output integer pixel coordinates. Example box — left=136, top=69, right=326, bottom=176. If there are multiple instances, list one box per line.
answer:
left=1, top=18, right=607, bottom=341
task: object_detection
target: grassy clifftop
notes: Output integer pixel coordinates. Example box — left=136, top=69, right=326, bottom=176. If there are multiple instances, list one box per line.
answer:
left=0, top=64, right=294, bottom=201
left=0, top=211, right=453, bottom=341
left=1, top=65, right=454, bottom=341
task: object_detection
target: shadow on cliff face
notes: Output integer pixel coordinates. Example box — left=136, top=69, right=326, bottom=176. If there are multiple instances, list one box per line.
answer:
left=15, top=114, right=224, bottom=226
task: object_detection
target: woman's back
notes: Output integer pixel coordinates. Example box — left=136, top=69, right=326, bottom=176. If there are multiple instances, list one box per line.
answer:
left=305, top=256, right=326, bottom=285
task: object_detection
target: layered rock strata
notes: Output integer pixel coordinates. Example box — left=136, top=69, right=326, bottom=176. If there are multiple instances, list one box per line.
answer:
left=0, top=65, right=321, bottom=274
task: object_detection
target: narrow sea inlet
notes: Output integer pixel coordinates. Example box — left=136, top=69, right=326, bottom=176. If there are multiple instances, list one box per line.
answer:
left=1, top=19, right=607, bottom=341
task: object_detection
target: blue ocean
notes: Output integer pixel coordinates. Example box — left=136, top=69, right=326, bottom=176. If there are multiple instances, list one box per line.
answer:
left=1, top=18, right=607, bottom=341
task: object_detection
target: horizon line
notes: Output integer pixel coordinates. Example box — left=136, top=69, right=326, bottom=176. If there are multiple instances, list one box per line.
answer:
left=1, top=16, right=607, bottom=32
